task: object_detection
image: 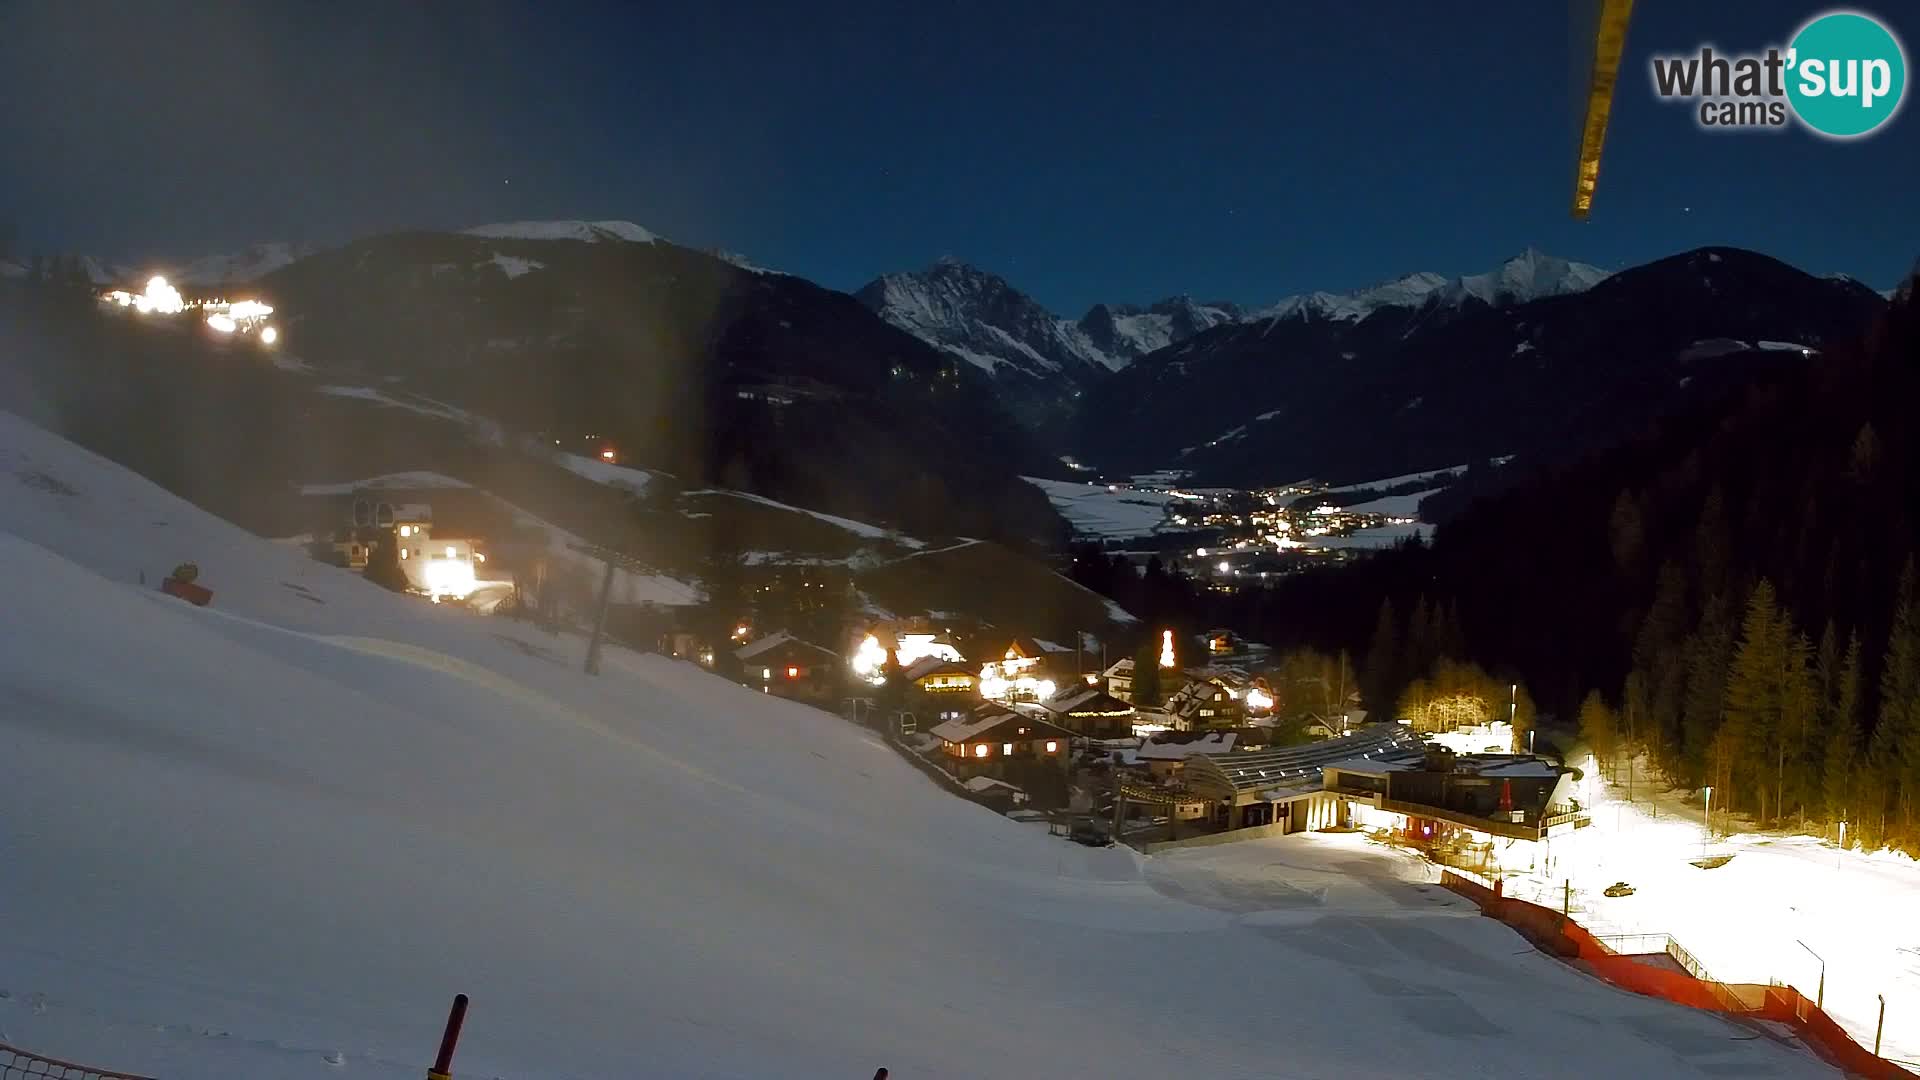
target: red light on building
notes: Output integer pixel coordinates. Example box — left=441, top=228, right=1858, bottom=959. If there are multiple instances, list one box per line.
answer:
left=786, top=666, right=799, bottom=678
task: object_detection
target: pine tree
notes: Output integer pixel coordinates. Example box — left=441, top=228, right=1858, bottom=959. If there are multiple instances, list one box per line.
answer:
left=1681, top=606, right=1734, bottom=788
left=1781, top=631, right=1818, bottom=824
left=1877, top=558, right=1920, bottom=831
left=1634, top=562, right=1690, bottom=756
left=1823, top=632, right=1863, bottom=833
left=1723, top=580, right=1785, bottom=819
left=1426, top=600, right=1450, bottom=665
left=1131, top=644, right=1162, bottom=708
left=1846, top=422, right=1881, bottom=483
left=1441, top=600, right=1467, bottom=662
left=1406, top=595, right=1432, bottom=677
left=1816, top=621, right=1841, bottom=723
left=1579, top=690, right=1618, bottom=776
left=1623, top=670, right=1649, bottom=758
left=1363, top=598, right=1399, bottom=711
left=1609, top=490, right=1645, bottom=578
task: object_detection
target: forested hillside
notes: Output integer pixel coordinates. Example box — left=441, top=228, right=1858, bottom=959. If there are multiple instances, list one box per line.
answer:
left=1246, top=275, right=1920, bottom=850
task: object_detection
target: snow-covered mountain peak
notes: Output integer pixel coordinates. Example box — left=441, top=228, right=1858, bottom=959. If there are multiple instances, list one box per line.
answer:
left=856, top=260, right=1117, bottom=381
left=463, top=220, right=660, bottom=244
left=1258, top=254, right=1607, bottom=324
left=1442, top=249, right=1609, bottom=306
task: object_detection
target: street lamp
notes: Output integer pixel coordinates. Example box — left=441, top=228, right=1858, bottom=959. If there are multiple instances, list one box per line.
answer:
left=1796, top=938, right=1825, bottom=1010
left=1702, top=786, right=1714, bottom=860
left=1876, top=993, right=1886, bottom=1055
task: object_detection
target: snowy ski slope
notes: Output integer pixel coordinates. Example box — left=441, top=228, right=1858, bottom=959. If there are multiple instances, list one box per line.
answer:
left=0, top=412, right=1836, bottom=1080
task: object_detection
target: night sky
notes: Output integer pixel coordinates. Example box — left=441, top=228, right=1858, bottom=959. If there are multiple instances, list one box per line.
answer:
left=2, top=1, right=1912, bottom=313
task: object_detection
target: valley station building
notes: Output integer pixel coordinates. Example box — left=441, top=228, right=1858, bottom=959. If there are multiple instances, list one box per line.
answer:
left=1178, top=726, right=1589, bottom=860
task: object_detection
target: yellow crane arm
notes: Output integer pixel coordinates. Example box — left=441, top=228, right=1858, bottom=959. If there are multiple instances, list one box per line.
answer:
left=1572, top=0, right=1636, bottom=219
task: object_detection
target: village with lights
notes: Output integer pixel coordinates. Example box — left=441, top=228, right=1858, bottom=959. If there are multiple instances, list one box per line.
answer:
left=101, top=274, right=282, bottom=347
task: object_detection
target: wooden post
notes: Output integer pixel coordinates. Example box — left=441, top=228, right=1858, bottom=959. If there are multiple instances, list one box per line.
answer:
left=584, top=558, right=616, bottom=675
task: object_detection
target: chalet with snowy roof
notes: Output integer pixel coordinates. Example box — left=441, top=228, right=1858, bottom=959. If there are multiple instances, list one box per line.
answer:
left=901, top=656, right=978, bottom=696
left=930, top=706, right=1073, bottom=781
left=1164, top=672, right=1246, bottom=730
left=1127, top=731, right=1237, bottom=779
left=1036, top=686, right=1135, bottom=739
left=736, top=631, right=843, bottom=703
left=980, top=636, right=1082, bottom=702
left=1102, top=657, right=1136, bottom=703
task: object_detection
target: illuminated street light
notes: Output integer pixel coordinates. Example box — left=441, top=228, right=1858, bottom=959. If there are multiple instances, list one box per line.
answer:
left=260, top=325, right=279, bottom=345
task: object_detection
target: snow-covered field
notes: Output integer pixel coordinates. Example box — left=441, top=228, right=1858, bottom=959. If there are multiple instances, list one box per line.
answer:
left=0, top=412, right=1839, bottom=1079
left=552, top=453, right=656, bottom=497
left=1502, top=757, right=1920, bottom=1068
left=684, top=488, right=923, bottom=548
left=1307, top=521, right=1435, bottom=550
left=1316, top=465, right=1468, bottom=497
left=1341, top=488, right=1440, bottom=517
left=1022, top=476, right=1178, bottom=539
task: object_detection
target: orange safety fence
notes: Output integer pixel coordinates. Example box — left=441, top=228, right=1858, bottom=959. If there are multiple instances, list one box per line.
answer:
left=1437, top=873, right=1917, bottom=1080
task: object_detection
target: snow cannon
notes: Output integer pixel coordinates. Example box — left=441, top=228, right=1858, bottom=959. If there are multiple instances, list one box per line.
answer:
left=161, top=562, right=213, bottom=606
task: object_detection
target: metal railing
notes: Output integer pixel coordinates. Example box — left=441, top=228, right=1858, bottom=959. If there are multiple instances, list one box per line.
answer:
left=1, top=1041, right=156, bottom=1080
left=1592, top=933, right=1751, bottom=1013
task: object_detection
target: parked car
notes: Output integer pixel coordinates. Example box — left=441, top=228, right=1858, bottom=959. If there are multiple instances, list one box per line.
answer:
left=1603, top=881, right=1636, bottom=897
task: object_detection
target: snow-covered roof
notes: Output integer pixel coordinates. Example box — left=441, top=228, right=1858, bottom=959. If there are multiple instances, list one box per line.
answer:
left=1041, top=687, right=1133, bottom=717
left=1183, top=725, right=1423, bottom=796
left=902, top=656, right=973, bottom=682
left=962, top=775, right=1024, bottom=795
left=1103, top=657, right=1135, bottom=678
left=736, top=632, right=839, bottom=664
left=929, top=708, right=1019, bottom=744
left=929, top=708, right=1069, bottom=746
left=1135, top=732, right=1237, bottom=761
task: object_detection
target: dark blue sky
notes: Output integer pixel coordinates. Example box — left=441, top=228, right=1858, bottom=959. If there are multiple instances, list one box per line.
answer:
left=2, top=1, right=1912, bottom=313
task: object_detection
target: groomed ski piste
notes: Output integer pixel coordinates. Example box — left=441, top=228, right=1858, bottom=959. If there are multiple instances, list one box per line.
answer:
left=0, top=410, right=1840, bottom=1078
